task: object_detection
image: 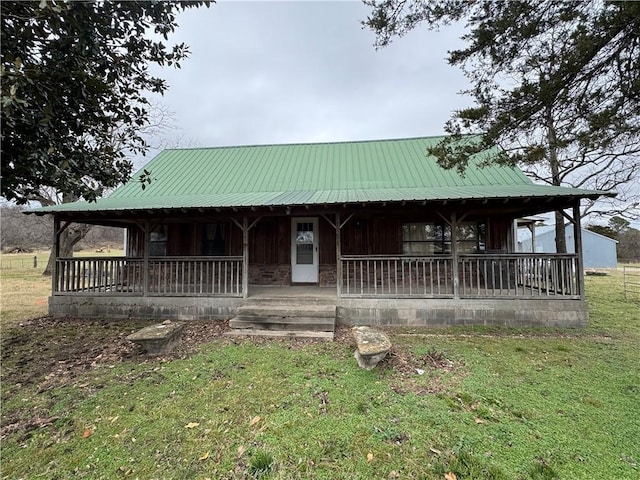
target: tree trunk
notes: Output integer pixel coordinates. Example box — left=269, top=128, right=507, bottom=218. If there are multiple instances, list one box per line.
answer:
left=546, top=110, right=567, bottom=253
left=554, top=211, right=567, bottom=254
left=42, top=223, right=93, bottom=276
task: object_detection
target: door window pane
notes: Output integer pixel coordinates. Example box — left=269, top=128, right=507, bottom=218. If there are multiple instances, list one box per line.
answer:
left=296, top=222, right=314, bottom=264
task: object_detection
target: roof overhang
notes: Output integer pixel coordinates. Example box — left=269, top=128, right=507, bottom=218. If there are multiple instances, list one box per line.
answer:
left=26, top=185, right=615, bottom=228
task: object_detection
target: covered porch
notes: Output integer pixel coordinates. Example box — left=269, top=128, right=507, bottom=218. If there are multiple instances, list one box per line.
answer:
left=52, top=251, right=582, bottom=300
left=47, top=200, right=589, bottom=328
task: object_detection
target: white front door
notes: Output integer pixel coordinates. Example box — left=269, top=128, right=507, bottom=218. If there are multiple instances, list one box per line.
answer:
left=291, top=217, right=319, bottom=283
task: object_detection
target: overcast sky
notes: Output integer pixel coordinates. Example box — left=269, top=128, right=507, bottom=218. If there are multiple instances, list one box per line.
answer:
left=145, top=0, right=470, bottom=154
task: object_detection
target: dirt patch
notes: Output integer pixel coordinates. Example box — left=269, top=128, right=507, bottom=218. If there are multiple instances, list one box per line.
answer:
left=1, top=317, right=229, bottom=391
left=335, top=325, right=463, bottom=395
left=381, top=346, right=463, bottom=396
left=1, top=316, right=230, bottom=439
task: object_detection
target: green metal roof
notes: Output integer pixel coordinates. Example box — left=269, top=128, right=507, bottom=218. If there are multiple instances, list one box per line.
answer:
left=32, top=136, right=611, bottom=214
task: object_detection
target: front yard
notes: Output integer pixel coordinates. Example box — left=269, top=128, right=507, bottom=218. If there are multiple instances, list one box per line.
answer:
left=1, top=264, right=638, bottom=479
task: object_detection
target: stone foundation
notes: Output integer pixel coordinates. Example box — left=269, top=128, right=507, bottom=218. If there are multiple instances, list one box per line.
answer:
left=337, top=298, right=589, bottom=327
left=49, top=296, right=242, bottom=321
left=49, top=293, right=589, bottom=328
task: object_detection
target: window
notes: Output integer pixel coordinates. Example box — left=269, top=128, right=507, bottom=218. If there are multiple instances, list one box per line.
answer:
left=402, top=222, right=486, bottom=255
left=150, top=225, right=168, bottom=256
left=203, top=223, right=225, bottom=256
left=456, top=223, right=486, bottom=253
left=402, top=223, right=450, bottom=254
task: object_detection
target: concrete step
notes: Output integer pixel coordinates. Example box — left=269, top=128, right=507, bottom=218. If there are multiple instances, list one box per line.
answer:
left=237, top=304, right=336, bottom=318
left=244, top=296, right=336, bottom=306
left=224, top=328, right=334, bottom=341
left=229, top=315, right=334, bottom=331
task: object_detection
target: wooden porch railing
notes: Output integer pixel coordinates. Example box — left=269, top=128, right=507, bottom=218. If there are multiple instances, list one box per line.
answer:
left=341, top=255, right=454, bottom=297
left=340, top=253, right=581, bottom=299
left=459, top=254, right=580, bottom=298
left=148, top=256, right=243, bottom=296
left=54, top=256, right=244, bottom=297
left=55, top=257, right=144, bottom=295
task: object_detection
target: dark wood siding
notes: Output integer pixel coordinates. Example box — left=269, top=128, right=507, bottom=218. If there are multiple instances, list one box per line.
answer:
left=342, top=216, right=402, bottom=255
left=487, top=217, right=512, bottom=252
left=249, top=217, right=289, bottom=264
left=124, top=210, right=516, bottom=261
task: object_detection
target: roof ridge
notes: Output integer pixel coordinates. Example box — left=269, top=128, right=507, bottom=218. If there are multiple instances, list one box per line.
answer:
left=162, top=134, right=463, bottom=152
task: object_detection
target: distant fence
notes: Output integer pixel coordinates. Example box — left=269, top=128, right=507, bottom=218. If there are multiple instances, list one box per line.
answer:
left=0, top=256, right=40, bottom=270
left=623, top=265, right=640, bottom=300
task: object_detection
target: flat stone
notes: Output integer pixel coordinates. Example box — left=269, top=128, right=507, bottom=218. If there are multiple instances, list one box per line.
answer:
left=352, top=326, right=392, bottom=370
left=126, top=320, right=185, bottom=355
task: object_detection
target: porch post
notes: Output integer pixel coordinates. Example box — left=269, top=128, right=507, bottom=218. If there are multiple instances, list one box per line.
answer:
left=451, top=212, right=459, bottom=299
left=336, top=212, right=342, bottom=299
left=242, top=217, right=249, bottom=299
left=530, top=224, right=537, bottom=253
left=573, top=202, right=585, bottom=298
left=143, top=221, right=150, bottom=296
left=51, top=216, right=60, bottom=294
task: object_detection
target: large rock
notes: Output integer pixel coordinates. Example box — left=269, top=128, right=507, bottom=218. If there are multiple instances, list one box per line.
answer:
left=126, top=320, right=185, bottom=355
left=352, top=326, right=392, bottom=370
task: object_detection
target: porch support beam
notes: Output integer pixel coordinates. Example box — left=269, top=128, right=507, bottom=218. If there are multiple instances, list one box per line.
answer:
left=451, top=212, right=460, bottom=299
left=340, top=213, right=354, bottom=230
left=231, top=216, right=261, bottom=231
left=143, top=221, right=150, bottom=296
left=322, top=212, right=351, bottom=298
left=52, top=217, right=61, bottom=294
left=321, top=212, right=353, bottom=230
left=561, top=208, right=577, bottom=225
left=336, top=212, right=342, bottom=299
left=573, top=202, right=585, bottom=298
left=56, top=220, right=72, bottom=237
left=242, top=217, right=249, bottom=299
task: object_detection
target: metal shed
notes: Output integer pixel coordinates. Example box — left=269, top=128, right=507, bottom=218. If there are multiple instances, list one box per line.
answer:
left=519, top=224, right=618, bottom=268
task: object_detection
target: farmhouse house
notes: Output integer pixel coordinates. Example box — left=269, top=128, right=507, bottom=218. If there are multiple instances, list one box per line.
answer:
left=31, top=136, right=613, bottom=335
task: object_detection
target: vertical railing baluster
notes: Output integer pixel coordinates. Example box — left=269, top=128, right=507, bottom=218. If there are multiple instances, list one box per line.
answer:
left=460, top=258, right=467, bottom=295
left=422, top=260, right=427, bottom=296
left=394, top=259, right=398, bottom=295
left=385, top=260, right=389, bottom=295
left=224, top=260, right=228, bottom=295
left=374, top=260, right=377, bottom=295
left=429, top=260, right=434, bottom=295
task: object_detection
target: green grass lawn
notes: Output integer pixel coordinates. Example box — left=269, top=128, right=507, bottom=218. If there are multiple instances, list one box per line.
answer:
left=1, top=269, right=638, bottom=479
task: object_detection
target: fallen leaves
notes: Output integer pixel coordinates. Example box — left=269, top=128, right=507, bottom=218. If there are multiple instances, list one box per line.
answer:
left=237, top=445, right=246, bottom=458
left=367, top=453, right=374, bottom=462
left=199, top=451, right=210, bottom=461
left=444, top=472, right=458, bottom=480
left=81, top=428, right=93, bottom=438
left=184, top=422, right=199, bottom=429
